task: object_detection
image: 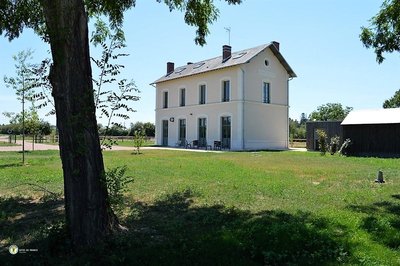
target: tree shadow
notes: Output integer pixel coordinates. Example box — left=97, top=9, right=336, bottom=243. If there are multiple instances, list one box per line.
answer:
left=0, top=190, right=353, bottom=265
left=106, top=189, right=351, bottom=265
left=348, top=195, right=400, bottom=250
left=0, top=196, right=64, bottom=250
left=0, top=163, right=22, bottom=169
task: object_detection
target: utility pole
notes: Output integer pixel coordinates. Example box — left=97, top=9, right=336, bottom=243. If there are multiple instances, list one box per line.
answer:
left=224, top=27, right=231, bottom=45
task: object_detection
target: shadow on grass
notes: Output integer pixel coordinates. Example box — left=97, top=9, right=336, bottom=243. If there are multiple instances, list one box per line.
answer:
left=1, top=190, right=351, bottom=265
left=348, top=194, right=400, bottom=250
left=0, top=163, right=22, bottom=169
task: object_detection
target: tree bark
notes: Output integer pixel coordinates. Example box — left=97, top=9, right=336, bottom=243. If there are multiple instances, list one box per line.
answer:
left=40, top=0, right=120, bottom=248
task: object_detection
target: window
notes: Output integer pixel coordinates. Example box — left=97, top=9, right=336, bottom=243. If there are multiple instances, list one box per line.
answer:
left=162, top=120, right=168, bottom=146
left=180, top=88, right=186, bottom=107
left=198, top=118, right=207, bottom=144
left=221, top=116, right=231, bottom=149
left=199, top=84, right=206, bottom=104
left=179, top=119, right=186, bottom=142
left=163, top=91, right=168, bottom=108
left=222, top=80, right=230, bottom=102
left=263, top=82, right=270, bottom=104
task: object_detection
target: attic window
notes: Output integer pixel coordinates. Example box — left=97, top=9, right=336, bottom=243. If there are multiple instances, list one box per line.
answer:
left=193, top=62, right=205, bottom=69
left=175, top=67, right=186, bottom=74
left=264, top=59, right=269, bottom=66
left=232, top=52, right=247, bottom=59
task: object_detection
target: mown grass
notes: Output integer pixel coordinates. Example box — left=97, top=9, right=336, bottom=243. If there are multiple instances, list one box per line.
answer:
left=0, top=141, right=19, bottom=147
left=112, top=139, right=155, bottom=147
left=0, top=150, right=399, bottom=265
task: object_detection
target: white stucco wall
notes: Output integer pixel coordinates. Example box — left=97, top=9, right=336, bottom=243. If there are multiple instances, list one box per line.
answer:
left=241, top=48, right=289, bottom=150
left=155, top=67, right=244, bottom=150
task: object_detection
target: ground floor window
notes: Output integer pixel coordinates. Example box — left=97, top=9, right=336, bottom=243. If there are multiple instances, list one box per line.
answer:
left=221, top=116, right=231, bottom=149
left=179, top=119, right=186, bottom=142
left=198, top=118, right=207, bottom=146
left=162, top=120, right=168, bottom=146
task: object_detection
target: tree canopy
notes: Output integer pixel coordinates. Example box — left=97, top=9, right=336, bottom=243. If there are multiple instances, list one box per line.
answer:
left=383, top=89, right=400, bottom=108
left=360, top=0, right=400, bottom=63
left=309, top=103, right=353, bottom=121
left=1, top=0, right=242, bottom=45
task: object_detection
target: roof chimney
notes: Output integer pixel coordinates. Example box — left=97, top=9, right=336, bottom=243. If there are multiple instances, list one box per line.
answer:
left=272, top=41, right=280, bottom=51
left=222, top=45, right=232, bottom=62
left=167, top=62, right=174, bottom=75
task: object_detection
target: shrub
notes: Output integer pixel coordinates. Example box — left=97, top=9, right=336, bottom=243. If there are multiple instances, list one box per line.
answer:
left=329, top=135, right=340, bottom=155
left=105, top=165, right=134, bottom=212
left=316, top=129, right=328, bottom=156
left=338, top=139, right=351, bottom=156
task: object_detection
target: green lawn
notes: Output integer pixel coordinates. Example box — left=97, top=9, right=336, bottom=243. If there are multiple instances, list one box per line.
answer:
left=112, top=139, right=155, bottom=147
left=0, top=141, right=19, bottom=147
left=0, top=150, right=399, bottom=265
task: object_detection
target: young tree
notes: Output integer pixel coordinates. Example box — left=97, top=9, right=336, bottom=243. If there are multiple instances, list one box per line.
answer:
left=309, top=103, right=353, bottom=121
left=383, top=89, right=400, bottom=108
left=360, top=0, right=400, bottom=63
left=4, top=49, right=37, bottom=164
left=0, top=0, right=243, bottom=248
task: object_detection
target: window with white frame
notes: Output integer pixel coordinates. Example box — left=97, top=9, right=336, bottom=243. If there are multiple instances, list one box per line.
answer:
left=262, top=82, right=270, bottom=104
left=163, top=91, right=168, bottom=108
left=222, top=80, right=230, bottom=102
left=180, top=88, right=186, bottom=107
left=199, top=84, right=206, bottom=104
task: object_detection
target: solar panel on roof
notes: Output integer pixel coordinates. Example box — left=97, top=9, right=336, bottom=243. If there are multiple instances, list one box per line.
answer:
left=175, top=67, right=186, bottom=74
left=232, top=52, right=247, bottom=59
left=193, top=62, right=205, bottom=69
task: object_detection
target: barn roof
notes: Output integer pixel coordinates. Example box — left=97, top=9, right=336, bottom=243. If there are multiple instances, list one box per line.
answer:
left=152, top=42, right=296, bottom=84
left=341, top=108, right=400, bottom=125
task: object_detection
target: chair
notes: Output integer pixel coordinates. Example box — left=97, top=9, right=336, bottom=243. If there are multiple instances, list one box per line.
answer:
left=199, top=139, right=212, bottom=150
left=214, top=141, right=222, bottom=150
left=191, top=140, right=199, bottom=149
left=176, top=139, right=189, bottom=148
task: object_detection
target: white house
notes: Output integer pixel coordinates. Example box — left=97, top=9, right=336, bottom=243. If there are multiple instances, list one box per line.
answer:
left=151, top=42, right=296, bottom=150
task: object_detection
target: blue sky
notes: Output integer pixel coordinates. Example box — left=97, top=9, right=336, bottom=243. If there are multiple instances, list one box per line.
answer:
left=1, top=0, right=399, bottom=126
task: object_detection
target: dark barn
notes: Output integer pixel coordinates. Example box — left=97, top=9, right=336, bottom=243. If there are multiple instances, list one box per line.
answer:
left=306, top=121, right=342, bottom=151
left=341, top=108, right=400, bottom=157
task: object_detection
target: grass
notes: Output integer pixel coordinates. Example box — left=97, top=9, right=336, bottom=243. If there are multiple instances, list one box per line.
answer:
left=0, top=150, right=399, bottom=265
left=112, top=139, right=155, bottom=147
left=0, top=142, right=19, bottom=147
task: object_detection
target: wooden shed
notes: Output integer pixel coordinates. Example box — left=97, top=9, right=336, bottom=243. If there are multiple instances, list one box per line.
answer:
left=306, top=121, right=342, bottom=151
left=341, top=108, right=400, bottom=157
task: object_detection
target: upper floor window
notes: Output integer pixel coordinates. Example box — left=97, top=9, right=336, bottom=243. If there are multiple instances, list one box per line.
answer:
left=263, top=82, right=270, bottom=104
left=180, top=88, right=186, bottom=107
left=199, top=84, right=206, bottom=104
left=163, top=91, right=168, bottom=108
left=222, top=80, right=230, bottom=102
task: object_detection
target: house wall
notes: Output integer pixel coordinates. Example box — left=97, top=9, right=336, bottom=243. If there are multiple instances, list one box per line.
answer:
left=241, top=48, right=289, bottom=149
left=155, top=47, right=290, bottom=150
left=155, top=67, right=244, bottom=150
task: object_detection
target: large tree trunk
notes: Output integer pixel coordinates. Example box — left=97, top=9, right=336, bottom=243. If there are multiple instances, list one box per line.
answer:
left=40, top=0, right=120, bottom=247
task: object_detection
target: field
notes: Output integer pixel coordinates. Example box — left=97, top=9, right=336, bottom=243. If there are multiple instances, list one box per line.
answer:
left=0, top=150, right=399, bottom=265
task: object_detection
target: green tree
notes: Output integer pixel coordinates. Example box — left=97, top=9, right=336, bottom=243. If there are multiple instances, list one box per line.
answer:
left=309, top=103, right=353, bottom=121
left=0, top=0, right=243, bottom=248
left=383, top=89, right=400, bottom=108
left=4, top=49, right=37, bottom=164
left=360, top=0, right=400, bottom=63
left=143, top=122, right=155, bottom=137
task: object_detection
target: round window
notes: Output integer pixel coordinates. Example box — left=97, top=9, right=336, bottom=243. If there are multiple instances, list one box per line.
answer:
left=264, top=59, right=269, bottom=66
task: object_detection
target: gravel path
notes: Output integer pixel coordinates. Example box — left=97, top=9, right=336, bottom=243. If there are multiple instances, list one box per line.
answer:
left=0, top=136, right=304, bottom=152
